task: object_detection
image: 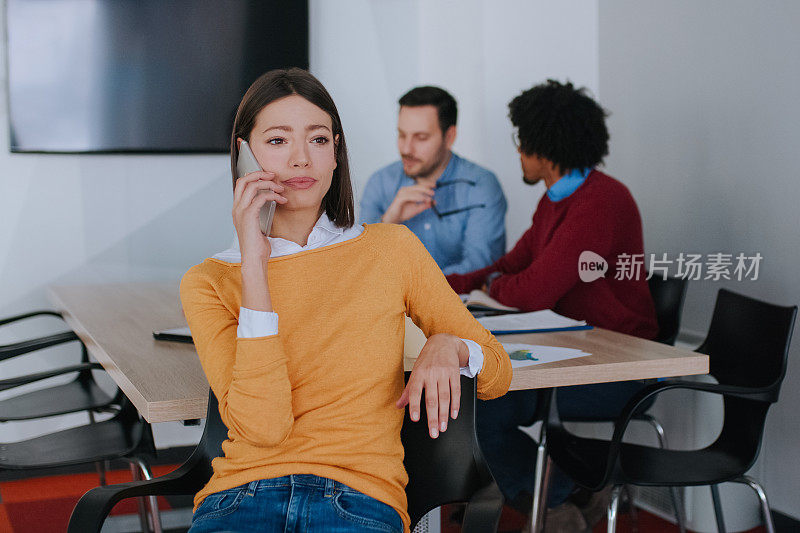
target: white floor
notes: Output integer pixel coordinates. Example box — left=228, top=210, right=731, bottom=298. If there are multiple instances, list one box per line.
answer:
left=98, top=506, right=441, bottom=533
left=100, top=508, right=192, bottom=533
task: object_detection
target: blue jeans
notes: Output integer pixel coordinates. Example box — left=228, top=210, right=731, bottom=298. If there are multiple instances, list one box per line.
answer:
left=477, top=381, right=647, bottom=507
left=188, top=474, right=404, bottom=533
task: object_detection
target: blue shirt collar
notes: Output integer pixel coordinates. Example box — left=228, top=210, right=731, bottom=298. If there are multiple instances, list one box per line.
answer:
left=547, top=167, right=592, bottom=202
left=437, top=152, right=458, bottom=183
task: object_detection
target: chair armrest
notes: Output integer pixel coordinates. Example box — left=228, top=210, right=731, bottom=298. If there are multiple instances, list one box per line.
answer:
left=0, top=310, right=64, bottom=327
left=544, top=378, right=770, bottom=471
left=68, top=460, right=208, bottom=533
left=0, top=331, right=80, bottom=362
left=462, top=481, right=504, bottom=533
left=609, top=379, right=771, bottom=447
left=0, top=362, right=102, bottom=392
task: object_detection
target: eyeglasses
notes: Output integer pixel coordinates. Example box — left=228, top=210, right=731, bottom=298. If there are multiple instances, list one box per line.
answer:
left=511, top=130, right=521, bottom=150
left=432, top=179, right=486, bottom=218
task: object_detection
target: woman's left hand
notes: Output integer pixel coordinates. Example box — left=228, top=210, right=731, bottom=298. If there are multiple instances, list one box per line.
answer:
left=396, top=333, right=469, bottom=438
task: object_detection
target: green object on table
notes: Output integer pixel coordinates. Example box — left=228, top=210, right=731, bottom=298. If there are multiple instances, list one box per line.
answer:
left=509, top=349, right=538, bottom=361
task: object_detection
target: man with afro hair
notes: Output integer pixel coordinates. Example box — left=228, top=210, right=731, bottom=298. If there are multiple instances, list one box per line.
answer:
left=448, top=80, right=658, bottom=531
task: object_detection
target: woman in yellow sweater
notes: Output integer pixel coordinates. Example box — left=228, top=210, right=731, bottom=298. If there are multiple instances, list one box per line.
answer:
left=180, top=68, right=511, bottom=533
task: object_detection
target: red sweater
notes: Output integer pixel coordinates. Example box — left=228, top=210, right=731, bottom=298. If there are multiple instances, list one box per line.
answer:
left=447, top=170, right=658, bottom=339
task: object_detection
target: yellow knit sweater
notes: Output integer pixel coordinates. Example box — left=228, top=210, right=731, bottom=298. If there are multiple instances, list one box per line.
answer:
left=180, top=223, right=512, bottom=531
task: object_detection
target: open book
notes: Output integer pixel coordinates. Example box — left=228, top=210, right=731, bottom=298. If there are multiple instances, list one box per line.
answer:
left=459, top=290, right=519, bottom=315
left=477, top=310, right=591, bottom=335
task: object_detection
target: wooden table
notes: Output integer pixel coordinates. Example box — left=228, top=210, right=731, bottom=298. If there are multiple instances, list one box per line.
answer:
left=50, top=283, right=708, bottom=423
left=403, top=320, right=708, bottom=390
left=50, top=282, right=208, bottom=423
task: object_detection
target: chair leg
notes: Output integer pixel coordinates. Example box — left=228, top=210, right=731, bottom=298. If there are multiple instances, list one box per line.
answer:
left=621, top=485, right=639, bottom=533
left=710, top=484, right=726, bottom=533
left=607, top=485, right=623, bottom=533
left=668, top=487, right=686, bottom=533
left=530, top=430, right=551, bottom=533
left=128, top=463, right=152, bottom=533
left=639, top=414, right=668, bottom=448
left=85, top=410, right=109, bottom=487
left=128, top=457, right=163, bottom=533
left=732, top=476, right=776, bottom=533
left=95, top=461, right=107, bottom=486
left=639, top=414, right=686, bottom=533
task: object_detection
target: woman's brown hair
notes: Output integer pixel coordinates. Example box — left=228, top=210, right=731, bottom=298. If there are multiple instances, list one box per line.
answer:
left=230, top=68, right=354, bottom=228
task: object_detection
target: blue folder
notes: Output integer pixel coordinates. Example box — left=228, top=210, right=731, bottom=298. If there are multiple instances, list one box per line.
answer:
left=488, top=324, right=594, bottom=336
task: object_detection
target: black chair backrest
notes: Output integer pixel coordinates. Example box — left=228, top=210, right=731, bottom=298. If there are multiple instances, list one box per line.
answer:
left=697, top=288, right=797, bottom=400
left=694, top=289, right=797, bottom=472
left=193, top=377, right=493, bottom=530
left=648, top=276, right=688, bottom=345
left=171, top=390, right=227, bottom=494
left=202, top=392, right=227, bottom=459
left=401, top=372, right=492, bottom=530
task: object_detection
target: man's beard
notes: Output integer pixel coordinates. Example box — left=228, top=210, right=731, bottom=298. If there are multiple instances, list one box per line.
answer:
left=522, top=175, right=541, bottom=186
left=404, top=149, right=448, bottom=180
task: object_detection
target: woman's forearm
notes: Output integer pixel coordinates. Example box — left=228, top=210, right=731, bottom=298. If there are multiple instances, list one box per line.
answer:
left=241, top=256, right=273, bottom=312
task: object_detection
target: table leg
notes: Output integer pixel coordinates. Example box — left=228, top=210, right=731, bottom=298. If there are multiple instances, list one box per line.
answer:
left=530, top=389, right=554, bottom=533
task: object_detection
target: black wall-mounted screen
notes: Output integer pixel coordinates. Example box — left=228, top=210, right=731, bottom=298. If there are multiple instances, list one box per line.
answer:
left=6, top=0, right=309, bottom=153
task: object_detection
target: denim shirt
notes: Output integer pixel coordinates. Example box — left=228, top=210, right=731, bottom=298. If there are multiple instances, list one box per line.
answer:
left=360, top=153, right=507, bottom=275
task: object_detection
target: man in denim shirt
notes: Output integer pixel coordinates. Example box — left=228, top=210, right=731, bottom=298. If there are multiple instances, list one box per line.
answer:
left=360, top=86, right=507, bottom=275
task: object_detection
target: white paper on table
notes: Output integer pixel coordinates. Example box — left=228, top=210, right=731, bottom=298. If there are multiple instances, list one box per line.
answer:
left=502, top=343, right=590, bottom=368
left=478, top=310, right=587, bottom=333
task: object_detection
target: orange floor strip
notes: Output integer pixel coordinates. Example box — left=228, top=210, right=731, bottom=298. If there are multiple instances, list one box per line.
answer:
left=0, top=465, right=179, bottom=533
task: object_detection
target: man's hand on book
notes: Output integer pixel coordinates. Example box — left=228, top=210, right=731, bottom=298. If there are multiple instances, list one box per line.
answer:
left=396, top=333, right=468, bottom=439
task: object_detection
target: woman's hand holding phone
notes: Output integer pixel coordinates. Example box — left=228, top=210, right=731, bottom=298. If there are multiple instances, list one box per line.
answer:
left=233, top=171, right=287, bottom=259
left=232, top=171, right=287, bottom=311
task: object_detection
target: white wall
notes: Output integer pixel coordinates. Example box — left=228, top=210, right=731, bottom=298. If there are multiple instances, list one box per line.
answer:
left=311, top=0, right=598, bottom=246
left=1, top=0, right=598, bottom=444
left=599, top=0, right=800, bottom=522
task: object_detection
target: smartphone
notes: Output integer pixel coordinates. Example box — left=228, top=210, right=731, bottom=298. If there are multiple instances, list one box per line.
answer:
left=152, top=326, right=193, bottom=344
left=236, top=140, right=276, bottom=236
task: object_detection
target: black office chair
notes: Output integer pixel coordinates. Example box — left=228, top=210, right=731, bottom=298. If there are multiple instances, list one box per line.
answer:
left=544, top=288, right=797, bottom=533
left=0, top=310, right=119, bottom=423
left=0, top=392, right=161, bottom=532
left=1, top=311, right=160, bottom=532
left=68, top=374, right=504, bottom=532
left=529, top=276, right=689, bottom=530
left=402, top=374, right=504, bottom=532
left=648, top=275, right=689, bottom=345
left=66, top=389, right=227, bottom=533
